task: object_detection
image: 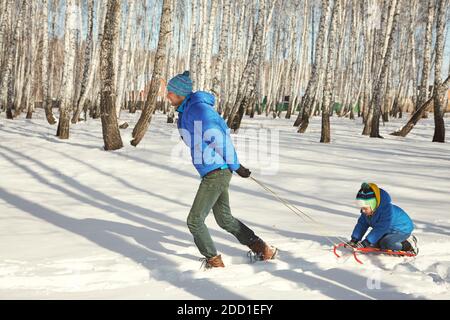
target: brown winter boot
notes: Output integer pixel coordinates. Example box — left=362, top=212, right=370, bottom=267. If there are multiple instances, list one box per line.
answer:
left=248, top=239, right=277, bottom=261
left=201, top=254, right=225, bottom=269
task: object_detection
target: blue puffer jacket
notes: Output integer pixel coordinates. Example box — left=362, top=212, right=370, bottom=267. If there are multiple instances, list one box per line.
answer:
left=351, top=184, right=414, bottom=245
left=176, top=91, right=241, bottom=177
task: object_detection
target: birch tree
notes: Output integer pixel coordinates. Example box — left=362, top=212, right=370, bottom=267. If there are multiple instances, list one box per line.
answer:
left=0, top=0, right=14, bottom=80
left=320, top=0, right=340, bottom=143
left=204, top=0, right=218, bottom=90
left=41, top=0, right=56, bottom=124
left=369, top=0, right=399, bottom=138
left=116, top=0, right=136, bottom=120
left=48, top=0, right=60, bottom=112
left=223, top=1, right=248, bottom=120
left=131, top=0, right=172, bottom=147
left=73, top=1, right=107, bottom=123
left=432, top=0, right=447, bottom=143
left=72, top=0, right=94, bottom=123
left=0, top=0, right=26, bottom=119
left=390, top=0, right=436, bottom=137
left=285, top=0, right=302, bottom=119
left=391, top=77, right=449, bottom=137
left=211, top=0, right=230, bottom=108
left=228, top=0, right=278, bottom=131
left=24, top=0, right=37, bottom=119
left=294, top=0, right=330, bottom=132
left=189, top=0, right=199, bottom=89
left=57, top=0, right=78, bottom=139
left=227, top=0, right=266, bottom=131
left=197, top=0, right=208, bottom=89
left=99, top=0, right=123, bottom=150
left=416, top=0, right=435, bottom=113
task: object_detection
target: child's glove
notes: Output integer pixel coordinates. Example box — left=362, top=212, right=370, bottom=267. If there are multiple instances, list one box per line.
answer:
left=348, top=239, right=371, bottom=248
left=347, top=238, right=359, bottom=247
left=358, top=239, right=371, bottom=248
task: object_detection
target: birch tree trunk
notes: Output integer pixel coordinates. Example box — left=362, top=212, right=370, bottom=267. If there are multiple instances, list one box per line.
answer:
left=211, top=0, right=230, bottom=107
left=224, top=1, right=247, bottom=120
left=57, top=0, right=78, bottom=139
left=360, top=0, right=373, bottom=125
left=71, top=0, right=94, bottom=123
left=229, top=0, right=277, bottom=130
left=369, top=0, right=399, bottom=138
left=48, top=0, right=58, bottom=111
left=40, top=0, right=56, bottom=124
left=189, top=0, right=199, bottom=89
left=294, top=0, right=330, bottom=132
left=292, top=0, right=311, bottom=118
left=432, top=0, right=447, bottom=143
left=100, top=0, right=123, bottom=150
left=391, top=28, right=410, bottom=119
left=1, top=0, right=26, bottom=119
left=227, top=0, right=267, bottom=131
left=204, top=0, right=218, bottom=90
left=410, top=12, right=418, bottom=115
left=14, top=0, right=30, bottom=117
left=25, top=0, right=37, bottom=119
left=74, top=1, right=107, bottom=122
left=166, top=0, right=176, bottom=122
left=112, top=1, right=122, bottom=95
left=391, top=76, right=449, bottom=137
left=72, top=0, right=84, bottom=110
left=320, top=0, right=340, bottom=143
left=285, top=0, right=301, bottom=119
left=116, top=0, right=135, bottom=120
left=0, top=0, right=13, bottom=75
left=362, top=1, right=383, bottom=135
left=197, top=0, right=208, bottom=90
left=131, top=0, right=172, bottom=147
left=416, top=0, right=435, bottom=113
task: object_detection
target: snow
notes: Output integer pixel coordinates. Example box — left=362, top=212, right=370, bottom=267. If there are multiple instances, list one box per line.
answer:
left=0, top=109, right=449, bottom=300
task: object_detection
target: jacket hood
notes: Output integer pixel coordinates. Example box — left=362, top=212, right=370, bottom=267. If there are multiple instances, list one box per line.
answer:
left=189, top=91, right=215, bottom=108
left=368, top=183, right=391, bottom=211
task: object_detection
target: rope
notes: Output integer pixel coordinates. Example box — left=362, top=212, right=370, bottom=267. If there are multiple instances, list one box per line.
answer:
left=250, top=176, right=348, bottom=247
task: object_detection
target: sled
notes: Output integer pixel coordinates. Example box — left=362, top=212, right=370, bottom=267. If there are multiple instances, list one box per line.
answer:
left=333, top=242, right=416, bottom=265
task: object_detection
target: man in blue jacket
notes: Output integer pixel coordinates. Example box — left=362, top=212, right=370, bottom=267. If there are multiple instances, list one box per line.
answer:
left=166, top=71, right=276, bottom=268
left=349, top=182, right=418, bottom=254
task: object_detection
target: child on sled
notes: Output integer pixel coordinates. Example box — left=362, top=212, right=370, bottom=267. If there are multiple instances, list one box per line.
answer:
left=348, top=182, right=418, bottom=255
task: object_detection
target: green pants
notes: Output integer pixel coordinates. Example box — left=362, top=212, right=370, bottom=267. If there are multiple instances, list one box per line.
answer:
left=187, top=169, right=258, bottom=258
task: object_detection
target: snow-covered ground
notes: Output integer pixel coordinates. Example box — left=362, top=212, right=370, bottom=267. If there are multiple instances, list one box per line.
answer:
left=1, top=109, right=449, bottom=300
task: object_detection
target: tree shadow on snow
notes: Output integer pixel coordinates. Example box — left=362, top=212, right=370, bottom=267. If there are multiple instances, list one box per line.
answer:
left=0, top=186, right=247, bottom=299
left=2, top=144, right=248, bottom=259
left=0, top=147, right=248, bottom=299
left=267, top=251, right=426, bottom=300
